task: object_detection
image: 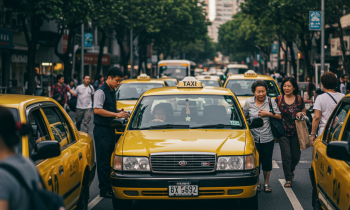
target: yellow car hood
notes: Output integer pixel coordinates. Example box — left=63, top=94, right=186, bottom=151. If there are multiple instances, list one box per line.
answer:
left=122, top=130, right=247, bottom=156
left=117, top=100, right=138, bottom=111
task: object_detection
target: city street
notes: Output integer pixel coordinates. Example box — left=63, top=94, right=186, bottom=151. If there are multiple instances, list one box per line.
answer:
left=72, top=112, right=314, bottom=210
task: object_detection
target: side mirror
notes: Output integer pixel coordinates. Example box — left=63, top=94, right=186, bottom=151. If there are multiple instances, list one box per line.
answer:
left=111, top=119, right=126, bottom=132
left=327, top=141, right=350, bottom=162
left=31, top=141, right=61, bottom=161
left=249, top=118, right=263, bottom=129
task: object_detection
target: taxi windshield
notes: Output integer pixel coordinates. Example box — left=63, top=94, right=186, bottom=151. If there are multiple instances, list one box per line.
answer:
left=226, top=80, right=280, bottom=97
left=129, top=94, right=245, bottom=130
left=116, top=83, right=164, bottom=100
left=226, top=68, right=247, bottom=75
left=165, top=80, right=177, bottom=86
left=199, top=80, right=221, bottom=87
left=160, top=66, right=188, bottom=80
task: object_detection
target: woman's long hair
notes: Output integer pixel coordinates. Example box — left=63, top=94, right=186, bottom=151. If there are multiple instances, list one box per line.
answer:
left=307, top=82, right=316, bottom=99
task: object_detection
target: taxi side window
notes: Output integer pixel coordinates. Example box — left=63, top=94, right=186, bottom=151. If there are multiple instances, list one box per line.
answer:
left=341, top=111, right=350, bottom=142
left=28, top=110, right=50, bottom=155
left=42, top=107, right=76, bottom=149
left=324, top=103, right=350, bottom=143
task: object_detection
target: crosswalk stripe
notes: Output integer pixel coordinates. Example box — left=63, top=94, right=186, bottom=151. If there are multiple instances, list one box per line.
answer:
left=88, top=195, right=103, bottom=210
left=272, top=160, right=279, bottom=168
left=279, top=179, right=304, bottom=210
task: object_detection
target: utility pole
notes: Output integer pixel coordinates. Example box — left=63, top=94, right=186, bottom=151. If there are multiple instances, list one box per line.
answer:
left=130, top=30, right=134, bottom=79
left=321, top=0, right=325, bottom=75
left=81, top=23, right=84, bottom=82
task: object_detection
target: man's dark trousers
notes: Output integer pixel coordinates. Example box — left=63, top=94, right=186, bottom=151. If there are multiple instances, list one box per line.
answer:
left=93, top=125, right=115, bottom=194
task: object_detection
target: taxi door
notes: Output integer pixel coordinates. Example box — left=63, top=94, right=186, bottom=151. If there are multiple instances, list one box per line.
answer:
left=25, top=105, right=67, bottom=198
left=41, top=106, right=82, bottom=208
left=318, top=102, right=350, bottom=209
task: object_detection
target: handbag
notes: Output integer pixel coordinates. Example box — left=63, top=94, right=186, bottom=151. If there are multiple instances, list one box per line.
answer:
left=295, top=117, right=310, bottom=150
left=268, top=97, right=285, bottom=139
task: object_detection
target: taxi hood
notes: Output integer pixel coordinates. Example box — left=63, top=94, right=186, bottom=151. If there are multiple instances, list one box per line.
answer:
left=121, top=130, right=247, bottom=156
left=117, top=100, right=138, bottom=111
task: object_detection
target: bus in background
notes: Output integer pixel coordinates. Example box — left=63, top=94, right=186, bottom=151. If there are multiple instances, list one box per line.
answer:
left=225, top=64, right=248, bottom=77
left=158, top=60, right=196, bottom=80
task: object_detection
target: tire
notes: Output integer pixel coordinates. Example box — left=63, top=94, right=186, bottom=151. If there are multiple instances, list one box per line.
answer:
left=112, top=195, right=133, bottom=210
left=312, top=187, right=322, bottom=210
left=241, top=192, right=258, bottom=210
left=76, top=183, right=89, bottom=210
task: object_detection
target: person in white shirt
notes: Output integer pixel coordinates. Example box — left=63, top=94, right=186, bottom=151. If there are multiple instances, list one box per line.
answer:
left=75, top=75, right=94, bottom=132
left=311, top=72, right=344, bottom=146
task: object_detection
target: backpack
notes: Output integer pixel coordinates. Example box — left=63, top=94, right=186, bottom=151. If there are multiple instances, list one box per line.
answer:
left=0, top=164, right=65, bottom=210
left=67, top=97, right=77, bottom=112
left=52, top=84, right=66, bottom=105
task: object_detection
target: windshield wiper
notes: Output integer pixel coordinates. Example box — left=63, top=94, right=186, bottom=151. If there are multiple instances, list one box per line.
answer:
left=141, top=124, right=190, bottom=130
left=118, top=97, right=140, bottom=100
left=191, top=124, right=239, bottom=129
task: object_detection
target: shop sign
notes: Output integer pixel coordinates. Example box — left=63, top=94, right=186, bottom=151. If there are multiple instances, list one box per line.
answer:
left=331, top=36, right=350, bottom=57
left=0, top=28, right=13, bottom=49
left=84, top=33, right=93, bottom=48
left=12, top=54, right=27, bottom=63
left=76, top=53, right=110, bottom=65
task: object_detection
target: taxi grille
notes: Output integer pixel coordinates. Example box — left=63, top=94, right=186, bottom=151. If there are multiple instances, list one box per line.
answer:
left=150, top=153, right=216, bottom=173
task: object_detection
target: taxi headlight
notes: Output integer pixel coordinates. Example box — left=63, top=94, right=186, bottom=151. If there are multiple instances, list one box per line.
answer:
left=123, top=157, right=150, bottom=171
left=216, top=155, right=254, bottom=171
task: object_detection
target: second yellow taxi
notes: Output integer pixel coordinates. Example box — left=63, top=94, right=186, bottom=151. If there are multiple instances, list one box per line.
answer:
left=195, top=75, right=223, bottom=87
left=109, top=77, right=263, bottom=209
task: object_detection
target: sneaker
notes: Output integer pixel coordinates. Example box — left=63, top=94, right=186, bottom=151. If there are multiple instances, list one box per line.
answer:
left=100, top=191, right=113, bottom=199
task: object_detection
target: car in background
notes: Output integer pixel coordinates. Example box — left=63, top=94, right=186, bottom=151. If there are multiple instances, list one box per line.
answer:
left=224, top=70, right=281, bottom=107
left=160, top=76, right=178, bottom=86
left=195, top=75, right=222, bottom=87
left=225, top=64, right=248, bottom=77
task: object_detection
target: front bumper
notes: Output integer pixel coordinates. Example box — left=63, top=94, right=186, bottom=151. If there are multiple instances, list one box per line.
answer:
left=110, top=169, right=259, bottom=200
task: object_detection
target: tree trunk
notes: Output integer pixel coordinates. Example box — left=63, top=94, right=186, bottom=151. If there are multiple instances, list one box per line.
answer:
left=138, top=36, right=143, bottom=75
left=288, top=41, right=297, bottom=79
left=277, top=42, right=281, bottom=72
left=143, top=39, right=148, bottom=75
left=21, top=15, right=41, bottom=95
left=337, top=19, right=350, bottom=75
left=300, top=35, right=313, bottom=79
left=96, top=29, right=107, bottom=79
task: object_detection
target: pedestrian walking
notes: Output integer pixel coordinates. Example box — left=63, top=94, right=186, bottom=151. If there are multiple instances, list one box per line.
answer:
left=303, top=82, right=316, bottom=101
left=73, top=74, right=79, bottom=87
left=93, top=67, right=130, bottom=198
left=0, top=106, right=39, bottom=210
left=243, top=80, right=281, bottom=193
left=51, top=74, right=76, bottom=110
left=67, top=79, right=76, bottom=101
left=339, top=74, right=348, bottom=95
left=277, top=77, right=306, bottom=188
left=75, top=75, right=94, bottom=132
left=311, top=72, right=345, bottom=146
left=94, top=75, right=104, bottom=90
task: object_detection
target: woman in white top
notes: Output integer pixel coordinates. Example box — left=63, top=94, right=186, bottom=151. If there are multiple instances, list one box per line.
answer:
left=311, top=72, right=345, bottom=146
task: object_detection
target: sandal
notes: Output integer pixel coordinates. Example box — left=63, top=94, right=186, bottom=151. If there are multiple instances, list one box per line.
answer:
left=264, top=184, right=272, bottom=193
left=257, top=185, right=261, bottom=192
left=284, top=181, right=292, bottom=188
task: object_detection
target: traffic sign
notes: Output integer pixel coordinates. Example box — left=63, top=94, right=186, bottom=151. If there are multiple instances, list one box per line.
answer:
left=272, top=43, right=278, bottom=54
left=309, top=11, right=321, bottom=30
left=246, top=57, right=250, bottom=63
left=84, top=33, right=93, bottom=48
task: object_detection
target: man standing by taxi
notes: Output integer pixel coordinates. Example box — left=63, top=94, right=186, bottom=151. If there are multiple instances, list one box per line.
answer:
left=75, top=75, right=94, bottom=132
left=93, top=67, right=130, bottom=198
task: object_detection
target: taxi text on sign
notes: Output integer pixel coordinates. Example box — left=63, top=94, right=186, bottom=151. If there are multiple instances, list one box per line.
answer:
left=309, top=11, right=321, bottom=30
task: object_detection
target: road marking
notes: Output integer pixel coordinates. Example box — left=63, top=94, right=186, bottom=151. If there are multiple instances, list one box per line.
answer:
left=88, top=195, right=103, bottom=210
left=275, top=160, right=310, bottom=164
left=279, top=179, right=304, bottom=210
left=272, top=160, right=279, bottom=168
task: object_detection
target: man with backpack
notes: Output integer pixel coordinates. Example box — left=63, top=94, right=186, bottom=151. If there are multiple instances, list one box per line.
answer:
left=75, top=75, right=94, bottom=132
left=51, top=74, right=77, bottom=109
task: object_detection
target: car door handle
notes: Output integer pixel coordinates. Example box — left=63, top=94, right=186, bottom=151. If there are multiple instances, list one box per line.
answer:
left=78, top=152, right=82, bottom=161
left=327, top=165, right=332, bottom=175
left=59, top=165, right=64, bottom=175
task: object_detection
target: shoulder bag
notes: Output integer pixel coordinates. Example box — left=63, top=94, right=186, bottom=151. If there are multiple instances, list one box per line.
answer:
left=268, top=97, right=285, bottom=139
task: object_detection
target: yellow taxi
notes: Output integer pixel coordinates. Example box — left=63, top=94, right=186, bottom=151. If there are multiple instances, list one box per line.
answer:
left=195, top=75, right=223, bottom=87
left=160, top=76, right=178, bottom=86
left=309, top=94, right=350, bottom=210
left=223, top=70, right=281, bottom=107
left=0, top=94, right=95, bottom=210
left=109, top=77, right=263, bottom=209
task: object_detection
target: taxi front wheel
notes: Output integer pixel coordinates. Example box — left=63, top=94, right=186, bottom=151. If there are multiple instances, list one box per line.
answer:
left=240, top=192, right=258, bottom=210
left=112, top=196, right=133, bottom=210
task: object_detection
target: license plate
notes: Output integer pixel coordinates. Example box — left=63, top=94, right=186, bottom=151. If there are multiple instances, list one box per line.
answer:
left=168, top=182, right=198, bottom=197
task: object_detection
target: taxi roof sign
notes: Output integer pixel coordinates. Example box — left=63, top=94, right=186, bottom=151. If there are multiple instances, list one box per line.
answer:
left=161, top=75, right=168, bottom=79
left=137, top=74, right=151, bottom=80
left=178, top=77, right=203, bottom=88
left=244, top=70, right=257, bottom=77
left=204, top=75, right=211, bottom=79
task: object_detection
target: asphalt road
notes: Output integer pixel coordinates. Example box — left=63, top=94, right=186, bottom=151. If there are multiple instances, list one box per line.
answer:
left=69, top=111, right=314, bottom=210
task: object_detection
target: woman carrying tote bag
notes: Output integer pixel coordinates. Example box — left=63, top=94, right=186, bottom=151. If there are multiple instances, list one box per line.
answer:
left=277, top=77, right=306, bottom=188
